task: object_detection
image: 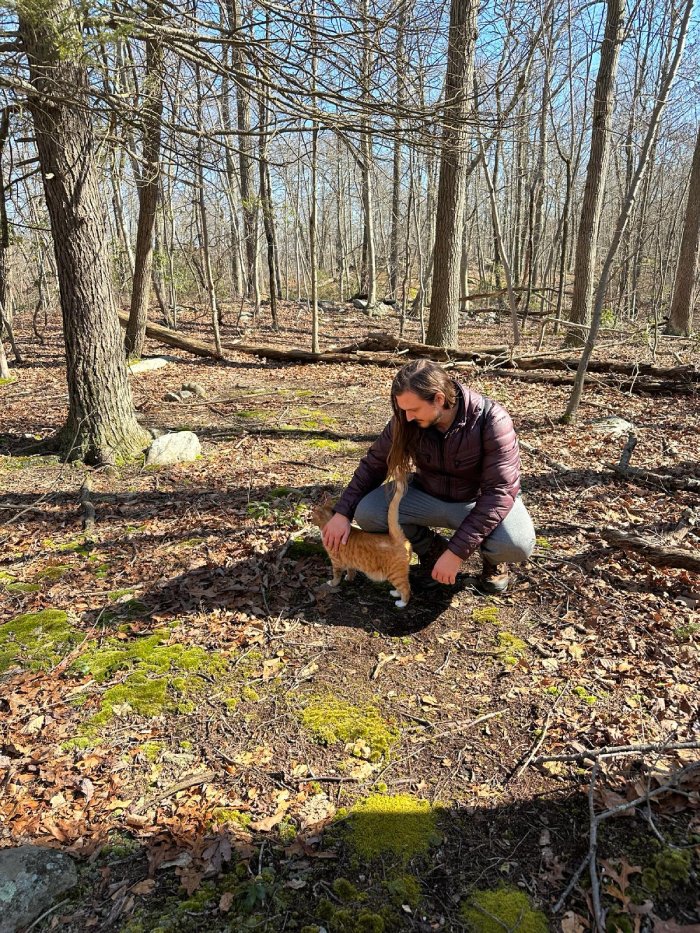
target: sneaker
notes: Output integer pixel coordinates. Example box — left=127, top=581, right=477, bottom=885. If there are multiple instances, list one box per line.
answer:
left=480, top=560, right=510, bottom=594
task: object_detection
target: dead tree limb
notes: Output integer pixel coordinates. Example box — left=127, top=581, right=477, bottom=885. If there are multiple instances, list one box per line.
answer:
left=117, top=310, right=224, bottom=360
left=602, top=527, right=700, bottom=571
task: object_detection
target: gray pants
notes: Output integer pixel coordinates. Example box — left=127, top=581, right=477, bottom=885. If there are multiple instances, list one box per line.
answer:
left=354, top=480, right=536, bottom=564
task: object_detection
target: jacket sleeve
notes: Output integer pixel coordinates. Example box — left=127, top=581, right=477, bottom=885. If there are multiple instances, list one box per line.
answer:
left=447, top=404, right=521, bottom=560
left=333, top=420, right=394, bottom=520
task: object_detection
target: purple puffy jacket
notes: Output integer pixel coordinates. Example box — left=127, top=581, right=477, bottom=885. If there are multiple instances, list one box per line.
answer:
left=333, top=382, right=522, bottom=560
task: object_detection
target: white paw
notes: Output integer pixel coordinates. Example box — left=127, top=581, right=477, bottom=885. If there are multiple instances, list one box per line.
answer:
left=327, top=579, right=340, bottom=587
left=394, top=599, right=407, bottom=608
left=390, top=589, right=400, bottom=597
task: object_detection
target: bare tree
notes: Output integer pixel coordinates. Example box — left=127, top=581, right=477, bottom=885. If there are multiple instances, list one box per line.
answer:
left=565, top=0, right=626, bottom=347
left=427, top=0, right=479, bottom=347
left=666, top=120, right=700, bottom=336
left=125, top=0, right=164, bottom=358
left=17, top=0, right=149, bottom=463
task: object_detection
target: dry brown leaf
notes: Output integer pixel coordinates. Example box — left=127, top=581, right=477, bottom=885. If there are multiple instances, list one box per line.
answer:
left=131, top=879, right=156, bottom=896
left=219, top=891, right=234, bottom=913
left=250, top=811, right=285, bottom=832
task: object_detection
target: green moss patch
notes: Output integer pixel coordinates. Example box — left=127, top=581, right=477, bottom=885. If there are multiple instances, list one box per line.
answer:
left=471, top=606, right=500, bottom=625
left=4, top=581, right=41, bottom=594
left=461, top=886, right=548, bottom=932
left=0, top=454, right=60, bottom=471
left=497, top=632, right=527, bottom=664
left=0, top=609, right=80, bottom=673
left=287, top=538, right=326, bottom=559
left=299, top=695, right=398, bottom=762
left=71, top=630, right=228, bottom=728
left=35, top=564, right=71, bottom=583
left=0, top=376, right=17, bottom=387
left=640, top=847, right=692, bottom=894
left=345, top=794, right=441, bottom=862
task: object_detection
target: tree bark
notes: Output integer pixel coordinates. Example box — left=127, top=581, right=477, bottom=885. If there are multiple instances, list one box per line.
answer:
left=565, top=0, right=625, bottom=347
left=666, top=121, right=700, bottom=336
left=225, top=0, right=258, bottom=301
left=427, top=0, right=478, bottom=347
left=125, top=1, right=164, bottom=358
left=18, top=0, right=149, bottom=464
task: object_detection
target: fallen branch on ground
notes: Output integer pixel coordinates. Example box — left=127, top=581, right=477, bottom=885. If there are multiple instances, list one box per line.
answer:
left=117, top=311, right=224, bottom=360
left=602, top=527, right=700, bottom=572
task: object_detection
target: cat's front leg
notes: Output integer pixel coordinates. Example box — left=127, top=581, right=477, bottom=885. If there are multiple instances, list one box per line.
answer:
left=346, top=568, right=357, bottom=582
left=328, top=558, right=343, bottom=587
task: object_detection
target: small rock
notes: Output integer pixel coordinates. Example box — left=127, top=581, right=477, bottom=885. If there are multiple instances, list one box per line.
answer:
left=163, top=391, right=181, bottom=403
left=352, top=298, right=368, bottom=311
left=146, top=431, right=201, bottom=467
left=590, top=416, right=636, bottom=438
left=128, top=357, right=170, bottom=375
left=0, top=845, right=78, bottom=933
left=181, top=382, right=206, bottom=398
left=179, top=390, right=195, bottom=400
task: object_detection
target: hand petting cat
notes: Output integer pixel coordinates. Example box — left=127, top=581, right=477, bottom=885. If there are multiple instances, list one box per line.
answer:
left=321, top=512, right=351, bottom=552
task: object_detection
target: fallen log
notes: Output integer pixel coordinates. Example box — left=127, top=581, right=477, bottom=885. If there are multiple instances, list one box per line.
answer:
left=223, top=341, right=403, bottom=367
left=602, top=527, right=700, bottom=572
left=117, top=311, right=224, bottom=360
left=349, top=333, right=700, bottom=382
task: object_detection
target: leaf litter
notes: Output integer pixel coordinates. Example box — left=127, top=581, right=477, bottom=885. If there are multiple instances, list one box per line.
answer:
left=0, top=304, right=698, bottom=931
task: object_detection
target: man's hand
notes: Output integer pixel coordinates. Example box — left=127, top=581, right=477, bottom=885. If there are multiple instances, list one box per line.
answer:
left=432, top=549, right=463, bottom=585
left=322, top=512, right=351, bottom=552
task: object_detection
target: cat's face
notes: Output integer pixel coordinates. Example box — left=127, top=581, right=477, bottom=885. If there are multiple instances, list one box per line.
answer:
left=310, top=496, right=335, bottom=529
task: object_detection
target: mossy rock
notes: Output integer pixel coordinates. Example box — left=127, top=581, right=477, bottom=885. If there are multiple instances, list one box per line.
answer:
left=461, top=886, right=549, bottom=932
left=299, top=695, right=398, bottom=762
left=344, top=793, right=441, bottom=862
left=0, top=609, right=80, bottom=673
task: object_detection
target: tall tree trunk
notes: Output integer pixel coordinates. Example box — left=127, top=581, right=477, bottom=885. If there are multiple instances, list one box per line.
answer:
left=389, top=4, right=407, bottom=299
left=360, top=0, right=377, bottom=312
left=564, top=0, right=693, bottom=421
left=18, top=0, right=148, bottom=464
left=257, top=13, right=279, bottom=330
left=195, top=64, right=223, bottom=356
left=565, top=0, right=625, bottom=347
left=427, top=0, right=479, bottom=347
left=666, top=120, right=700, bottom=336
left=226, top=0, right=258, bottom=300
left=125, top=0, right=164, bottom=358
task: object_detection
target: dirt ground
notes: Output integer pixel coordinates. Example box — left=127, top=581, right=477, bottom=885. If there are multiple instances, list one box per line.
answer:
left=1, top=302, right=698, bottom=932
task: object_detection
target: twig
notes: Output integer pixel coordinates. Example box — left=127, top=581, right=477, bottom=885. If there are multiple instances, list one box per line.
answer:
left=80, top=474, right=96, bottom=534
left=24, top=899, right=70, bottom=932
left=533, top=739, right=700, bottom=766
left=134, top=770, right=217, bottom=813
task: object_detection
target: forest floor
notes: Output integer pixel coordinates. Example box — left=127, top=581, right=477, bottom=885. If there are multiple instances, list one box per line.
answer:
left=1, top=301, right=699, bottom=933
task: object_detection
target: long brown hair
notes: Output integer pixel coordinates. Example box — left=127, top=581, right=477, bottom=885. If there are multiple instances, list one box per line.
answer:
left=387, top=359, right=457, bottom=479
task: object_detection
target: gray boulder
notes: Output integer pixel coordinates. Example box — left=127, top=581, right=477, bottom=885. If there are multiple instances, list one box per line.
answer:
left=0, top=845, right=78, bottom=933
left=146, top=431, right=201, bottom=467
left=181, top=382, right=206, bottom=398
left=128, top=357, right=170, bottom=374
left=590, top=416, right=636, bottom=438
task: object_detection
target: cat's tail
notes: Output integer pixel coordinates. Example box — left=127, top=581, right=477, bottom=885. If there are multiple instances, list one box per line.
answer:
left=387, top=474, right=408, bottom=546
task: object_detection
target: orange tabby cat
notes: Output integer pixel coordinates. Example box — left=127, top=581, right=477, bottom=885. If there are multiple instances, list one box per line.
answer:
left=311, top=477, right=412, bottom=608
